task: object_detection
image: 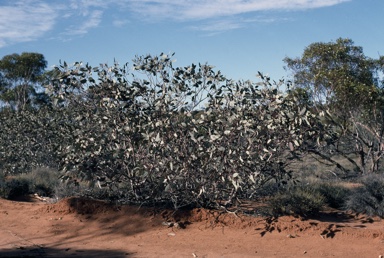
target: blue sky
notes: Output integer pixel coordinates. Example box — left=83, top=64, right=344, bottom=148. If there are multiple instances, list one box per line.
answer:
left=0, top=0, right=382, bottom=82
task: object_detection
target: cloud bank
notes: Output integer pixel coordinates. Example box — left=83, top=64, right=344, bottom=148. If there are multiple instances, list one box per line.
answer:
left=128, top=0, right=350, bottom=20
left=0, top=0, right=350, bottom=47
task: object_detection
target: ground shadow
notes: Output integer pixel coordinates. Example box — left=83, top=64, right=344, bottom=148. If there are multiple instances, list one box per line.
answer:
left=310, top=210, right=359, bottom=223
left=0, top=246, right=132, bottom=257
left=38, top=196, right=163, bottom=239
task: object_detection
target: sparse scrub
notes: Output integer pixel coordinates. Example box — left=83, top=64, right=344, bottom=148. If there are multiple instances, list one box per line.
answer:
left=345, top=174, right=384, bottom=217
left=0, top=167, right=62, bottom=200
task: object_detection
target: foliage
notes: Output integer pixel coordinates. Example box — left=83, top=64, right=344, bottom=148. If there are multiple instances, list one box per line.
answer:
left=0, top=107, right=61, bottom=174
left=266, top=184, right=326, bottom=217
left=345, top=174, right=384, bottom=217
left=260, top=177, right=349, bottom=216
left=42, top=53, right=328, bottom=210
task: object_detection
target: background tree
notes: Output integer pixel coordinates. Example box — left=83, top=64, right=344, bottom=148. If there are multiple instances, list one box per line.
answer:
left=284, top=38, right=384, bottom=174
left=284, top=38, right=378, bottom=112
left=0, top=52, right=47, bottom=110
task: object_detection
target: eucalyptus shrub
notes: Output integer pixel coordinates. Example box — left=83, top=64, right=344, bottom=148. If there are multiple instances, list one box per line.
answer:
left=44, top=53, right=328, bottom=209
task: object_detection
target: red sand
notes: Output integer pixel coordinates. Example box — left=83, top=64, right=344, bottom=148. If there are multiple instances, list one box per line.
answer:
left=1, top=196, right=384, bottom=257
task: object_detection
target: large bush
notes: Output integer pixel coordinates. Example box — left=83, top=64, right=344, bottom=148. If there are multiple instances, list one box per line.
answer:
left=0, top=53, right=331, bottom=210
left=42, top=53, right=329, bottom=210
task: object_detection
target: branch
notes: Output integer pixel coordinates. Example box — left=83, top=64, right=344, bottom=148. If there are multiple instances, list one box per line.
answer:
left=308, top=149, right=350, bottom=174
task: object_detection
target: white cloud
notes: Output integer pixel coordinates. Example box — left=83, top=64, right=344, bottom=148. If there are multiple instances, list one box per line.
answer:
left=127, top=0, right=351, bottom=20
left=195, top=20, right=243, bottom=32
left=189, top=15, right=292, bottom=35
left=0, top=0, right=350, bottom=47
left=68, top=0, right=111, bottom=16
left=0, top=0, right=112, bottom=47
left=189, top=19, right=243, bottom=36
left=113, top=18, right=130, bottom=27
left=64, top=10, right=103, bottom=36
left=0, top=0, right=57, bottom=47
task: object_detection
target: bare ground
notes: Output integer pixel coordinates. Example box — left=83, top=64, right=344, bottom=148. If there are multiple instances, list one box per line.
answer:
left=0, top=196, right=384, bottom=257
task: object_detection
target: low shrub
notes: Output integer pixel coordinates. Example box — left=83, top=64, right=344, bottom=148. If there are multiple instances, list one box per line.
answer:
left=0, top=167, right=61, bottom=200
left=0, top=167, right=127, bottom=202
left=0, top=177, right=30, bottom=199
left=18, top=167, right=60, bottom=197
left=345, top=174, right=384, bottom=217
left=267, top=184, right=325, bottom=217
left=312, top=182, right=350, bottom=209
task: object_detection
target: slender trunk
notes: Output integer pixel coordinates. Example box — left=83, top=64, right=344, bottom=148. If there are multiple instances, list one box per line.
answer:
left=359, top=148, right=366, bottom=174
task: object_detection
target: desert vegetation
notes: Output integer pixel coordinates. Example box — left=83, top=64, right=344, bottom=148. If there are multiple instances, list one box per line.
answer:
left=1, top=38, right=384, bottom=218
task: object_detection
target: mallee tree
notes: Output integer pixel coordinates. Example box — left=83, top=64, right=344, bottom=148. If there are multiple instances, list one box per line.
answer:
left=284, top=38, right=384, bottom=174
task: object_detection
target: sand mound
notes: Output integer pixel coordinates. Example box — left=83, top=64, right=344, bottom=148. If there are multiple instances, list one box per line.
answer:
left=38, top=197, right=384, bottom=237
left=39, top=197, right=119, bottom=215
left=2, top=197, right=384, bottom=257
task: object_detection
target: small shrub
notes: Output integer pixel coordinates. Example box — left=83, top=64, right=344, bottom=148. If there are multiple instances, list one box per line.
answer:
left=313, top=182, right=350, bottom=209
left=18, top=167, right=60, bottom=197
left=1, top=178, right=30, bottom=199
left=0, top=167, right=61, bottom=199
left=345, top=174, right=384, bottom=217
left=267, top=184, right=325, bottom=217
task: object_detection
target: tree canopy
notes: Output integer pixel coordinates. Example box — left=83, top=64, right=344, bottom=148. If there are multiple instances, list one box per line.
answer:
left=284, top=38, right=381, bottom=114
left=0, top=52, right=47, bottom=110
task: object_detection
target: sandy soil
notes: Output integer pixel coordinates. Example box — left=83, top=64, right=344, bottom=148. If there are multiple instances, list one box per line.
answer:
left=0, top=196, right=384, bottom=258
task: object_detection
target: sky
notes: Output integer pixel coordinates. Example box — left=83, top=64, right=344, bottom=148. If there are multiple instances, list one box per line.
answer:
left=0, top=0, right=383, bottom=83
